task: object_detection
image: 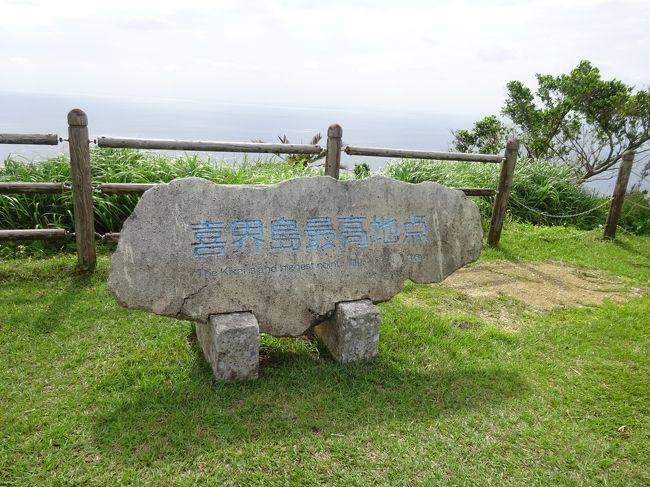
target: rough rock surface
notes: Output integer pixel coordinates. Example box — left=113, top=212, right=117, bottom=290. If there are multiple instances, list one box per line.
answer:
left=196, top=312, right=259, bottom=381
left=314, top=299, right=381, bottom=363
left=108, top=176, right=482, bottom=336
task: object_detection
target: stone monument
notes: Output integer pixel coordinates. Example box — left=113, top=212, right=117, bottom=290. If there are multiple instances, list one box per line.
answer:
left=108, top=176, right=482, bottom=380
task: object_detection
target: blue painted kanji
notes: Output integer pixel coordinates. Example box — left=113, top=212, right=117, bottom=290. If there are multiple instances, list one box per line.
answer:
left=403, top=214, right=430, bottom=243
left=231, top=219, right=265, bottom=254
left=190, top=221, right=227, bottom=257
left=270, top=218, right=301, bottom=251
left=191, top=211, right=432, bottom=258
left=338, top=216, right=369, bottom=248
left=371, top=214, right=399, bottom=244
left=306, top=217, right=336, bottom=250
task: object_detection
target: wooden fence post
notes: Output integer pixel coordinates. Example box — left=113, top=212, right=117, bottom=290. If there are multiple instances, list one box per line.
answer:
left=325, top=124, right=342, bottom=179
left=487, top=138, right=519, bottom=246
left=603, top=150, right=635, bottom=240
left=68, top=109, right=96, bottom=271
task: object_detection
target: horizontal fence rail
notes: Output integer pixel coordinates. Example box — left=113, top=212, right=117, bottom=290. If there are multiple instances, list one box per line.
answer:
left=344, top=145, right=504, bottom=163
left=0, top=182, right=65, bottom=194
left=0, top=133, right=59, bottom=145
left=457, top=188, right=497, bottom=196
left=0, top=229, right=68, bottom=241
left=97, top=136, right=323, bottom=154
left=102, top=233, right=121, bottom=243
left=98, top=182, right=496, bottom=197
left=99, top=183, right=157, bottom=194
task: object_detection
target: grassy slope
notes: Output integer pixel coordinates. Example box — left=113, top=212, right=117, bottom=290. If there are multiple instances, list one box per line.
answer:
left=1, top=225, right=649, bottom=486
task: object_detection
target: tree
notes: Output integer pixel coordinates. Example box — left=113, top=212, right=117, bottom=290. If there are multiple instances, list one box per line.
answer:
left=452, top=61, right=650, bottom=182
left=451, top=115, right=509, bottom=155
left=277, top=133, right=325, bottom=168
left=253, top=133, right=325, bottom=168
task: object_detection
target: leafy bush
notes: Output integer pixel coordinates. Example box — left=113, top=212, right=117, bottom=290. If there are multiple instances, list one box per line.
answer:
left=619, top=190, right=650, bottom=235
left=353, top=162, right=370, bottom=179
left=275, top=133, right=325, bottom=168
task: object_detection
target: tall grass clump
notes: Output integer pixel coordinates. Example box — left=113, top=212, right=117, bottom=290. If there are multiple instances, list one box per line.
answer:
left=1, top=148, right=321, bottom=235
left=383, top=158, right=500, bottom=221
left=0, top=154, right=73, bottom=232
left=383, top=157, right=649, bottom=232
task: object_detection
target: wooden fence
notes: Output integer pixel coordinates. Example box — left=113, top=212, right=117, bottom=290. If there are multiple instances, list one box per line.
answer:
left=3, top=108, right=633, bottom=271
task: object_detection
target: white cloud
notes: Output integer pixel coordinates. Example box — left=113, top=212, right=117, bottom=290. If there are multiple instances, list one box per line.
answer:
left=0, top=0, right=648, bottom=114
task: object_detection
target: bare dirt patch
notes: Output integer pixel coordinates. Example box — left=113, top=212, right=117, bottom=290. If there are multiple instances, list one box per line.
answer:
left=442, top=261, right=640, bottom=311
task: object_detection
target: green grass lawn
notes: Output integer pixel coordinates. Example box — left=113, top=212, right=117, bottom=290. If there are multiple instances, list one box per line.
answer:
left=1, top=224, right=649, bottom=486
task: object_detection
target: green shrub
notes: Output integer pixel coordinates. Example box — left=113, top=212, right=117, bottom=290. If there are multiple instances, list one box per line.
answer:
left=353, top=162, right=370, bottom=179
left=619, top=190, right=650, bottom=235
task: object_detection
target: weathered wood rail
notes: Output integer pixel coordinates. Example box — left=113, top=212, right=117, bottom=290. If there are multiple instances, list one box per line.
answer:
left=0, top=133, right=59, bottom=145
left=344, top=145, right=504, bottom=163
left=0, top=229, right=68, bottom=240
left=99, top=183, right=157, bottom=194
left=99, top=182, right=496, bottom=197
left=0, top=182, right=65, bottom=193
left=97, top=136, right=322, bottom=154
left=18, top=106, right=644, bottom=272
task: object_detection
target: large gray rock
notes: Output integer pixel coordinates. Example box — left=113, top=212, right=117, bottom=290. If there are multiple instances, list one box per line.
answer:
left=108, top=176, right=482, bottom=336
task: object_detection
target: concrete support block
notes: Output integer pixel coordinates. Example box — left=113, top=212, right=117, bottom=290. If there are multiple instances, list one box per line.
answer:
left=314, top=299, right=380, bottom=363
left=196, top=312, right=259, bottom=381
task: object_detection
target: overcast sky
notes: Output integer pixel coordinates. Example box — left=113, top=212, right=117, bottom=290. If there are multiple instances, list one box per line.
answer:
left=1, top=0, right=649, bottom=116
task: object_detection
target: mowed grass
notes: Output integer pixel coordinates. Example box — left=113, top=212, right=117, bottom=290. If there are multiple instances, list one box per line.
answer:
left=1, top=225, right=649, bottom=486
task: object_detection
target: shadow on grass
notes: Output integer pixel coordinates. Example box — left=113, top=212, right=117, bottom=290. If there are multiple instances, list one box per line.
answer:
left=91, top=344, right=526, bottom=465
left=32, top=275, right=94, bottom=334
left=613, top=238, right=650, bottom=262
left=480, top=242, right=520, bottom=261
left=0, top=263, right=94, bottom=334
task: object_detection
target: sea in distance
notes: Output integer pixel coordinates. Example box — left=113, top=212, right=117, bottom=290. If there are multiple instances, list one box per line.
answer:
left=1, top=92, right=647, bottom=194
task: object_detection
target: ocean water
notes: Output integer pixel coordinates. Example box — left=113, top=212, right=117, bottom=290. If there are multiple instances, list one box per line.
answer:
left=0, top=92, right=473, bottom=170
left=1, top=92, right=647, bottom=193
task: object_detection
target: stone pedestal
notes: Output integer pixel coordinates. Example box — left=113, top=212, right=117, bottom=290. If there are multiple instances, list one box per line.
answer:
left=196, top=312, right=260, bottom=381
left=314, top=299, right=380, bottom=363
